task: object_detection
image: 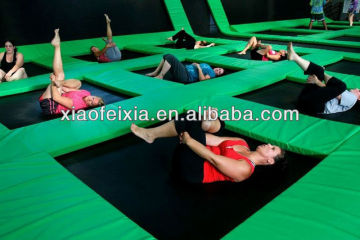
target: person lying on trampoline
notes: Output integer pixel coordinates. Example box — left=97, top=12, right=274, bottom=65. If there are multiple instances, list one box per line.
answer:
left=0, top=40, right=27, bottom=83
left=146, top=54, right=224, bottom=83
left=90, top=14, right=121, bottom=63
left=287, top=42, right=360, bottom=114
left=238, top=36, right=287, bottom=62
left=131, top=112, right=285, bottom=183
left=39, top=29, right=104, bottom=116
left=167, top=28, right=215, bottom=50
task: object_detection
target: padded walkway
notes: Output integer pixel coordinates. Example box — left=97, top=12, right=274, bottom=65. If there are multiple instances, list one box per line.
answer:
left=1, top=0, right=360, bottom=239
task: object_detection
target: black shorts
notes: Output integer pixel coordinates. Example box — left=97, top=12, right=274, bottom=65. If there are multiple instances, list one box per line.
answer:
left=250, top=47, right=263, bottom=61
left=304, top=61, right=325, bottom=81
left=39, top=98, right=58, bottom=115
left=172, top=113, right=226, bottom=183
left=311, top=13, right=325, bottom=22
left=163, top=54, right=190, bottom=83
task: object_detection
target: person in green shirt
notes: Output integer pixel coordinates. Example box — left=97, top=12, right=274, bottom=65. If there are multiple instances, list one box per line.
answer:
left=309, top=0, right=330, bottom=30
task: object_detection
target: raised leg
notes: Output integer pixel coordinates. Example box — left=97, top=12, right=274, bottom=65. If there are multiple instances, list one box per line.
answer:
left=170, top=29, right=186, bottom=41
left=287, top=42, right=310, bottom=71
left=62, top=79, right=82, bottom=89
left=155, top=60, right=171, bottom=79
left=104, top=14, right=113, bottom=41
left=146, top=59, right=165, bottom=77
left=51, top=29, right=65, bottom=81
left=257, top=44, right=272, bottom=56
left=239, top=36, right=258, bottom=54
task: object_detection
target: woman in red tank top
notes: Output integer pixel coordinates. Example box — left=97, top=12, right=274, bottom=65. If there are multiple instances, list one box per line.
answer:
left=238, top=36, right=287, bottom=62
left=39, top=29, right=104, bottom=115
left=131, top=112, right=285, bottom=184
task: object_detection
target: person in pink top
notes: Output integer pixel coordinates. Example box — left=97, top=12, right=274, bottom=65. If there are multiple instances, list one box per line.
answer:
left=238, top=36, right=287, bottom=61
left=39, top=29, right=104, bottom=115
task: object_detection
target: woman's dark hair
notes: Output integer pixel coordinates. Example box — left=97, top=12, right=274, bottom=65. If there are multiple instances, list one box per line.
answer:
left=89, top=46, right=98, bottom=61
left=280, top=54, right=288, bottom=61
left=275, top=149, right=286, bottom=162
left=4, top=40, right=17, bottom=55
left=200, top=40, right=208, bottom=46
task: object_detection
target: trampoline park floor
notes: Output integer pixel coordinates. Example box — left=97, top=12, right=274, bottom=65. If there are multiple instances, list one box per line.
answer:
left=57, top=130, right=321, bottom=240
left=2, top=2, right=360, bottom=239
left=331, top=36, right=360, bottom=42
left=23, top=62, right=52, bottom=77
left=325, top=60, right=360, bottom=76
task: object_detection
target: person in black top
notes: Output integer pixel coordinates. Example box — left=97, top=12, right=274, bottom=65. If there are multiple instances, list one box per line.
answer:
left=167, top=28, right=215, bottom=50
left=0, top=40, right=27, bottom=83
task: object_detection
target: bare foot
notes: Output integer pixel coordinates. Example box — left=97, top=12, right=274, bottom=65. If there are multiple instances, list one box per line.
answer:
left=155, top=75, right=163, bottom=79
left=167, top=37, right=173, bottom=41
left=104, top=14, right=111, bottom=23
left=131, top=123, right=154, bottom=143
left=238, top=50, right=246, bottom=55
left=306, top=75, right=317, bottom=84
left=146, top=72, right=156, bottom=77
left=51, top=29, right=60, bottom=47
left=287, top=42, right=296, bottom=61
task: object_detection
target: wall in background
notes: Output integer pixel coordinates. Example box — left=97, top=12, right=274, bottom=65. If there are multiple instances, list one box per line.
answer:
left=221, top=0, right=309, bottom=24
left=0, top=0, right=173, bottom=45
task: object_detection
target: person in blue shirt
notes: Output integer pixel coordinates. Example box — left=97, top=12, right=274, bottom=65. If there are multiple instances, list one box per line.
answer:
left=146, top=54, right=224, bottom=83
left=309, top=0, right=330, bottom=30
left=287, top=42, right=360, bottom=115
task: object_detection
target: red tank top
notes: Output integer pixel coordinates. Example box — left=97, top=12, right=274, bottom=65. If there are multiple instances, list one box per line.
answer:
left=262, top=50, right=277, bottom=61
left=203, top=140, right=255, bottom=183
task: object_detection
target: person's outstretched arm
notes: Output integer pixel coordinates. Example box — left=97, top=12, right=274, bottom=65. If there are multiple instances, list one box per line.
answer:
left=195, top=43, right=215, bottom=49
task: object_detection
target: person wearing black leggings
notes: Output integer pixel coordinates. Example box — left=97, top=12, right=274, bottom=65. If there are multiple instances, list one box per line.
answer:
left=167, top=29, right=215, bottom=49
left=287, top=42, right=360, bottom=114
left=146, top=54, right=224, bottom=83
left=131, top=112, right=284, bottom=184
